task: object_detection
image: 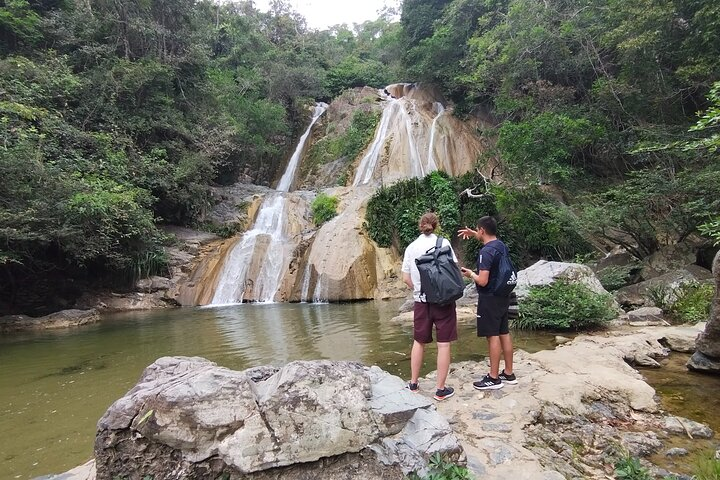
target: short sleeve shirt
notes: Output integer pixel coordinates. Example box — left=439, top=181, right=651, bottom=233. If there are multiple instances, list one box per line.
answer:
left=476, top=239, right=509, bottom=295
left=402, top=234, right=458, bottom=302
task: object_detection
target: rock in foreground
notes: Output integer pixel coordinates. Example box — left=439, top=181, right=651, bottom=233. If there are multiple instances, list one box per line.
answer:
left=94, top=358, right=461, bottom=480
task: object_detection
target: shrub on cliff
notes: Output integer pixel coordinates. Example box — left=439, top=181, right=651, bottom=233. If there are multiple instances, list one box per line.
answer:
left=312, top=193, right=339, bottom=226
left=515, top=281, right=616, bottom=330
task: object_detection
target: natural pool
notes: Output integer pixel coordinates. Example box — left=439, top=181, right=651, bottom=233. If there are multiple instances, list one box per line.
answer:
left=0, top=302, right=556, bottom=479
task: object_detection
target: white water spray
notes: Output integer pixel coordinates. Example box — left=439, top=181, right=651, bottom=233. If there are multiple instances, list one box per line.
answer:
left=277, top=103, right=328, bottom=192
left=426, top=102, right=445, bottom=172
left=210, top=103, right=327, bottom=304
left=352, top=100, right=401, bottom=186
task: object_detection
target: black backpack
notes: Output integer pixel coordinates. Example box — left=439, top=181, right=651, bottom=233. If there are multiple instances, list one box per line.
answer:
left=415, top=237, right=465, bottom=305
left=486, top=244, right=518, bottom=297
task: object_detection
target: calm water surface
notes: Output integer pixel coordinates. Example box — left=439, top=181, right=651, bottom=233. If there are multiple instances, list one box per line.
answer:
left=1, top=302, right=556, bottom=479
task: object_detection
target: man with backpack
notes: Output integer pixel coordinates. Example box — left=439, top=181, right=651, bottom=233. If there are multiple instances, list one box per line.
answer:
left=402, top=212, right=463, bottom=401
left=458, top=216, right=518, bottom=390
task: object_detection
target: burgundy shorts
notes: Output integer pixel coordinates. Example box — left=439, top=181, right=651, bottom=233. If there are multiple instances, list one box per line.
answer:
left=413, top=302, right=458, bottom=344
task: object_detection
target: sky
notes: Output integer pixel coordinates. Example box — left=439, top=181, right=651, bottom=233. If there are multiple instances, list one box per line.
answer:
left=252, top=0, right=401, bottom=30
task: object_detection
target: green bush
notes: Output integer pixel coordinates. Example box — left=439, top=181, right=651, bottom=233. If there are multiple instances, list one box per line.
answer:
left=408, top=453, right=471, bottom=480
left=515, top=281, right=616, bottom=330
left=364, top=172, right=592, bottom=268
left=305, top=109, right=381, bottom=174
left=311, top=193, right=339, bottom=226
left=667, top=282, right=714, bottom=324
left=614, top=454, right=652, bottom=480
left=597, top=264, right=639, bottom=292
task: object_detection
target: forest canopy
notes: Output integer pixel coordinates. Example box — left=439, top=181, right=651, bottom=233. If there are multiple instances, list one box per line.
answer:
left=1, top=0, right=718, bottom=314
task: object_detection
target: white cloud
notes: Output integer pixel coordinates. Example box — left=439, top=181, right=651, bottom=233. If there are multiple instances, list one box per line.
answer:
left=252, top=0, right=400, bottom=30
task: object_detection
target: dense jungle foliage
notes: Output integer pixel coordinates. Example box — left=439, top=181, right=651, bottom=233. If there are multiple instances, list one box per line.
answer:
left=366, top=0, right=719, bottom=267
left=1, top=0, right=719, bottom=314
left=0, top=0, right=402, bottom=313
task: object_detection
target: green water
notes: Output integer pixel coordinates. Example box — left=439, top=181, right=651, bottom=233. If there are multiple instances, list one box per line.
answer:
left=640, top=354, right=720, bottom=476
left=0, top=302, right=556, bottom=479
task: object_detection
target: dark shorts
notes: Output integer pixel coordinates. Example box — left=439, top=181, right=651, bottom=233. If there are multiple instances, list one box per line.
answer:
left=413, top=302, right=458, bottom=344
left=476, top=295, right=510, bottom=337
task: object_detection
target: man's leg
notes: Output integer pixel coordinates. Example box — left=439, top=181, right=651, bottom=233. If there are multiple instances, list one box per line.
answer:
left=487, top=335, right=502, bottom=378
left=436, top=342, right=451, bottom=389
left=410, top=340, right=425, bottom=384
left=499, top=333, right=514, bottom=375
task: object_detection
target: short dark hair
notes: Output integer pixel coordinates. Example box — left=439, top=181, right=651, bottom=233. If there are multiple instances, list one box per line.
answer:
left=477, top=216, right=497, bottom=235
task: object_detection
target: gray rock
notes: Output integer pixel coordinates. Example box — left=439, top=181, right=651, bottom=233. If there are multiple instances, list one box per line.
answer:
left=515, top=261, right=612, bottom=301
left=472, top=411, right=499, bottom=421
left=398, top=298, right=415, bottom=313
left=615, top=265, right=713, bottom=309
left=627, top=307, right=666, bottom=325
left=594, top=247, right=637, bottom=272
left=482, top=423, right=513, bottom=433
left=694, top=251, right=720, bottom=359
left=620, top=431, right=663, bottom=456
left=94, top=357, right=462, bottom=480
left=135, top=276, right=172, bottom=292
left=687, top=351, right=720, bottom=374
left=554, top=336, right=572, bottom=345
left=456, top=283, right=478, bottom=306
left=662, top=328, right=701, bottom=353
left=643, top=243, right=699, bottom=278
left=1, top=309, right=99, bottom=333
left=665, top=448, right=689, bottom=457
left=663, top=416, right=714, bottom=439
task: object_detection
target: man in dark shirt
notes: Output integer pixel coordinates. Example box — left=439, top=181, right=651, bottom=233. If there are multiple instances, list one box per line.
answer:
left=458, top=216, right=517, bottom=390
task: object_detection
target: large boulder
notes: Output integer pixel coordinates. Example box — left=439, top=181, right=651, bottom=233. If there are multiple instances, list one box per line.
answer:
left=301, top=187, right=385, bottom=302
left=689, top=251, right=720, bottom=373
left=515, top=260, right=610, bottom=300
left=94, top=357, right=461, bottom=480
left=615, top=264, right=713, bottom=309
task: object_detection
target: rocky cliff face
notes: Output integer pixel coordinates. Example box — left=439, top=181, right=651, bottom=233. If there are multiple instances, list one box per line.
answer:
left=689, top=250, right=720, bottom=373
left=179, top=84, right=493, bottom=305
left=94, top=357, right=462, bottom=480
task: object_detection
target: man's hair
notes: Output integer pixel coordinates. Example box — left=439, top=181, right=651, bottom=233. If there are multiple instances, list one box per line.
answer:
left=477, top=216, right=498, bottom=235
left=419, top=212, right=439, bottom=235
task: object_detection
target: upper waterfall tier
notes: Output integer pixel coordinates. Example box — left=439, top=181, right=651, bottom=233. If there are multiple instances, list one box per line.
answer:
left=277, top=103, right=328, bottom=192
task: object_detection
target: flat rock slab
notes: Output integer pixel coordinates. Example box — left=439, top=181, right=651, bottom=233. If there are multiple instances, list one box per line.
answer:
left=415, top=324, right=713, bottom=479
left=0, top=309, right=99, bottom=333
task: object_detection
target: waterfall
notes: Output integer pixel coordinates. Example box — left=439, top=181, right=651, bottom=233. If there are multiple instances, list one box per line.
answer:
left=210, top=194, right=287, bottom=304
left=277, top=103, right=328, bottom=192
left=210, top=103, right=327, bottom=305
left=352, top=100, right=401, bottom=186
left=312, top=273, right=328, bottom=304
left=426, top=102, right=445, bottom=172
left=300, top=262, right=312, bottom=303
left=401, top=101, right=424, bottom=178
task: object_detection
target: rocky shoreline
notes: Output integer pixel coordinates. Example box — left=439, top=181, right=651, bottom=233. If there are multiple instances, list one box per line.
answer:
left=45, top=322, right=714, bottom=480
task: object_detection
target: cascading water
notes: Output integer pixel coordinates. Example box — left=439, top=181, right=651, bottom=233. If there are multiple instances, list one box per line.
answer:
left=426, top=102, right=445, bottom=172
left=277, top=103, right=328, bottom=192
left=352, top=100, right=401, bottom=186
left=210, top=103, right=327, bottom=304
left=300, top=262, right=312, bottom=303
left=400, top=101, right=424, bottom=178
